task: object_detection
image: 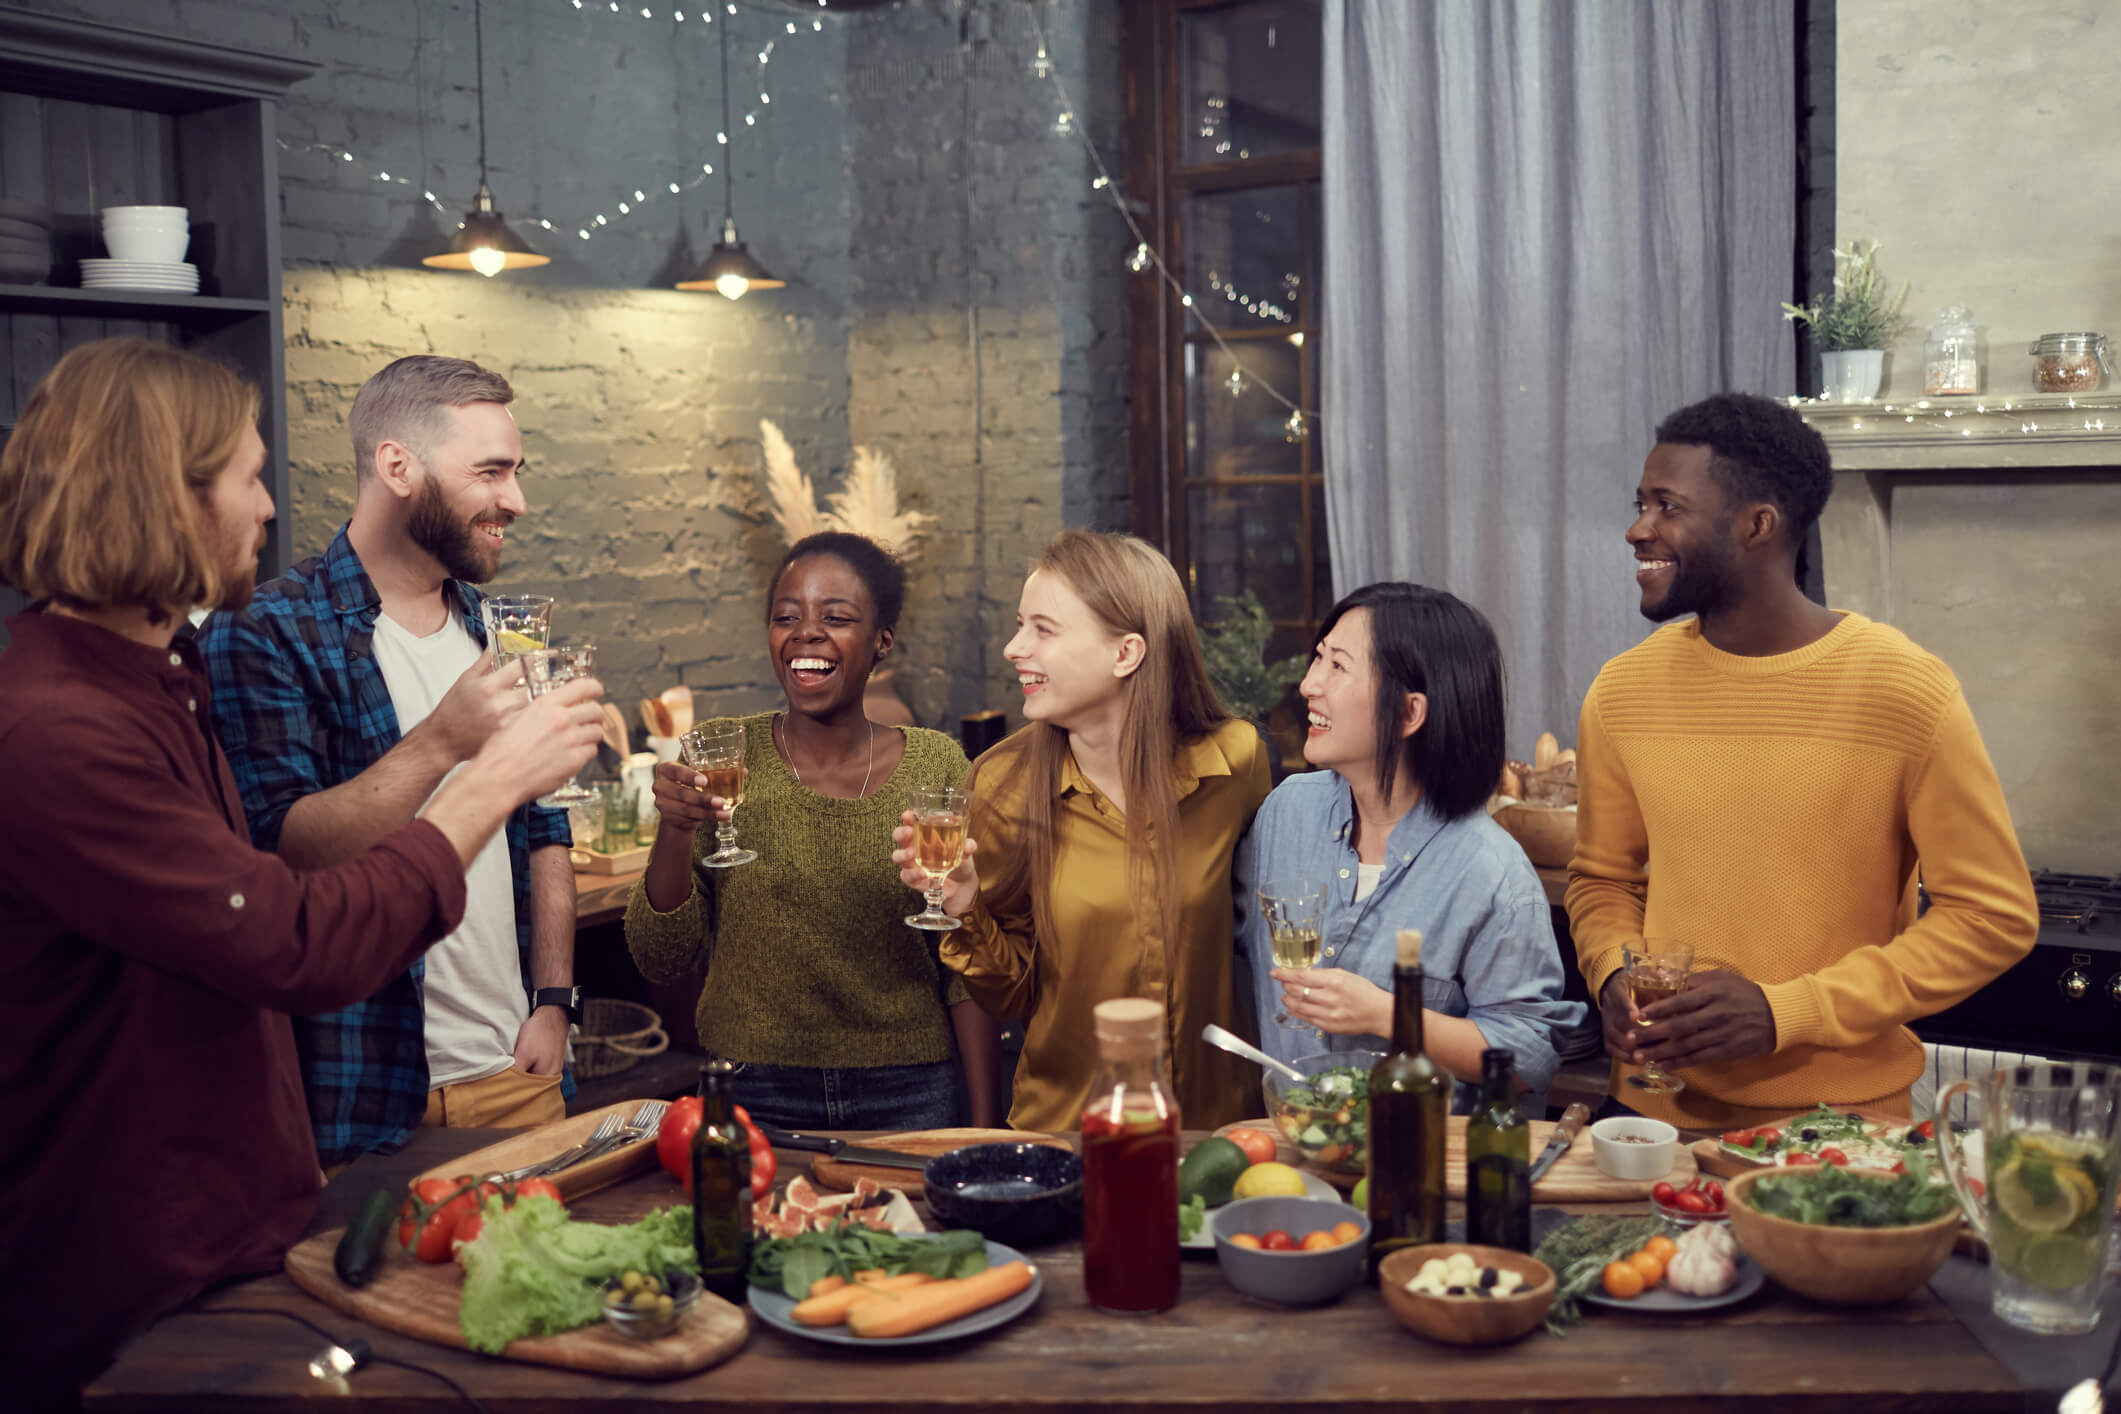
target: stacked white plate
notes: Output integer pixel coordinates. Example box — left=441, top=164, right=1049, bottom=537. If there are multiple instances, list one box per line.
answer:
left=80, top=258, right=199, bottom=293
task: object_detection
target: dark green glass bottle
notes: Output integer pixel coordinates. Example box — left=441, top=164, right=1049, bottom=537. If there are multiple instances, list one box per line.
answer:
left=691, top=1060, right=752, bottom=1304
left=1367, top=929, right=1449, bottom=1277
left=1465, top=1048, right=1532, bottom=1251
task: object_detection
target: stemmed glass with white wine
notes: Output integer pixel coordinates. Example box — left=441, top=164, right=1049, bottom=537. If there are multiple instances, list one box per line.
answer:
left=1258, top=878, right=1327, bottom=1030
left=678, top=721, right=757, bottom=869
left=1622, top=941, right=1695, bottom=1095
left=480, top=594, right=553, bottom=666
left=520, top=642, right=598, bottom=808
left=904, top=786, right=968, bottom=932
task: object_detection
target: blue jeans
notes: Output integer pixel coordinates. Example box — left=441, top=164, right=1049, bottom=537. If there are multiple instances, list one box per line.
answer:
left=722, top=1058, right=957, bottom=1131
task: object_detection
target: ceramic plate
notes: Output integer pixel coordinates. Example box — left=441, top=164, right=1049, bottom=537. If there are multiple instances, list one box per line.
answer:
left=1580, top=1253, right=1766, bottom=1313
left=748, top=1238, right=1043, bottom=1347
left=1181, top=1170, right=1342, bottom=1249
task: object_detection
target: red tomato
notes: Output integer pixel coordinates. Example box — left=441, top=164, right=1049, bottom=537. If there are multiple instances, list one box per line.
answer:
left=1783, top=1152, right=1820, bottom=1167
left=1259, top=1229, right=1297, bottom=1252
left=1890, top=1161, right=1907, bottom=1175
left=1702, top=1181, right=1725, bottom=1211
left=451, top=1208, right=484, bottom=1266
left=1818, top=1148, right=1849, bottom=1167
left=512, top=1177, right=563, bottom=1205
left=1753, top=1127, right=1781, bottom=1145
left=1651, top=1181, right=1678, bottom=1206
left=1674, top=1190, right=1710, bottom=1214
left=1222, top=1128, right=1279, bottom=1166
left=1969, top=1177, right=1986, bottom=1198
left=398, top=1178, right=478, bottom=1263
left=657, top=1097, right=705, bottom=1188
left=1914, top=1119, right=1936, bottom=1141
left=1721, top=1129, right=1755, bottom=1147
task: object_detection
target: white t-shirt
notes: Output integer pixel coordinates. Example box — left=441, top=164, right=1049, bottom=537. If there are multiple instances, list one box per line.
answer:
left=370, top=611, right=525, bottom=1088
left=1355, top=861, right=1385, bottom=902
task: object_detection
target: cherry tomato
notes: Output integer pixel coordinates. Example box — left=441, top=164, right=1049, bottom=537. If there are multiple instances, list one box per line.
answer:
left=1644, top=1235, right=1679, bottom=1263
left=1229, top=1233, right=1262, bottom=1250
left=1601, top=1261, right=1645, bottom=1299
left=1702, top=1181, right=1725, bottom=1210
left=1721, top=1128, right=1756, bottom=1147
left=1674, top=1189, right=1710, bottom=1214
left=1300, top=1230, right=1337, bottom=1251
left=450, top=1209, right=484, bottom=1265
left=1222, top=1127, right=1280, bottom=1167
left=1627, top=1249, right=1665, bottom=1287
left=512, top=1177, right=562, bottom=1204
left=1890, top=1160, right=1907, bottom=1175
left=1651, top=1181, right=1678, bottom=1206
left=1259, top=1229, right=1297, bottom=1252
left=1915, top=1119, right=1935, bottom=1141
left=1784, top=1152, right=1820, bottom=1167
left=1818, top=1147, right=1849, bottom=1167
left=1330, top=1221, right=1362, bottom=1246
left=1753, top=1127, right=1781, bottom=1145
left=398, top=1178, right=478, bottom=1264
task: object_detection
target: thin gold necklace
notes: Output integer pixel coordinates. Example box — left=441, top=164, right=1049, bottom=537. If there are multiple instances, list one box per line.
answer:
left=776, top=713, right=876, bottom=797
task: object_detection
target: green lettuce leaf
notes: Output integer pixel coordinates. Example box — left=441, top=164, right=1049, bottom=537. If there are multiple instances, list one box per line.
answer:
left=456, top=1195, right=697, bottom=1354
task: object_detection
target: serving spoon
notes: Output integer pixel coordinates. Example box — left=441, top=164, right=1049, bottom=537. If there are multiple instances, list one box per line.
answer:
left=1201, top=1023, right=1307, bottom=1086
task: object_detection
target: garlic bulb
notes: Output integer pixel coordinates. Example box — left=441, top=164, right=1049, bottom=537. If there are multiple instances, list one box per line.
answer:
left=1666, top=1228, right=1738, bottom=1296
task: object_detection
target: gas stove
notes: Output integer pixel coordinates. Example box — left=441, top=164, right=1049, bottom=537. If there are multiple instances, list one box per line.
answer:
left=1915, top=870, right=2121, bottom=1061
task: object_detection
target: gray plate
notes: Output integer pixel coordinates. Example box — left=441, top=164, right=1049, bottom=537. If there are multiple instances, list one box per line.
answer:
left=749, top=1238, right=1044, bottom=1347
left=1580, top=1252, right=1767, bottom=1313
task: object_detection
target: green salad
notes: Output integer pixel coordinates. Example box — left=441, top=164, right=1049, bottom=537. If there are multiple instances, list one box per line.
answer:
left=1744, top=1152, right=1959, bottom=1228
left=1273, top=1064, right=1371, bottom=1170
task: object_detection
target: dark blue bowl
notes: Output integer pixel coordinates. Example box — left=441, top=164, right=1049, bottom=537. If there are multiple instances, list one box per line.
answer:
left=922, top=1142, right=1083, bottom=1249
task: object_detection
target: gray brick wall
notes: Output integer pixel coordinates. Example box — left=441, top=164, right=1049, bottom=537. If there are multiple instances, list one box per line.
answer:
left=23, top=0, right=1127, bottom=733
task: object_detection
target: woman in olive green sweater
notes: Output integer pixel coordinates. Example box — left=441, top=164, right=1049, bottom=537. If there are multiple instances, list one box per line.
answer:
left=626, top=533, right=999, bottom=1129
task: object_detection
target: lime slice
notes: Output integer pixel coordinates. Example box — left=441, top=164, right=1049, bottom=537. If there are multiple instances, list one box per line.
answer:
left=2013, top=1231, right=2102, bottom=1291
left=1994, top=1155, right=2087, bottom=1234
left=496, top=629, right=544, bottom=655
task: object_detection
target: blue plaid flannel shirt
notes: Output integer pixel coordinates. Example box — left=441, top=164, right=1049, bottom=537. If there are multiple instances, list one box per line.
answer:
left=197, top=525, right=573, bottom=1167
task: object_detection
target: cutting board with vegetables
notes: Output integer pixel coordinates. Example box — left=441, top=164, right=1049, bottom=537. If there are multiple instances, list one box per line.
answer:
left=1214, top=1116, right=1696, bottom=1202
left=410, top=1101, right=662, bottom=1202
left=283, top=1224, right=748, bottom=1378
left=808, top=1128, right=1075, bottom=1197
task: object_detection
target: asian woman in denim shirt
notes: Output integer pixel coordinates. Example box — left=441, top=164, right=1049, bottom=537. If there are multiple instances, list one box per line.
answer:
left=1236, top=583, right=1584, bottom=1114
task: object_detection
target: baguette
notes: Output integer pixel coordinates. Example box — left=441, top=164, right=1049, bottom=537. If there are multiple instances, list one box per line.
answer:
left=1534, top=732, right=1560, bottom=770
left=789, top=1270, right=934, bottom=1326
left=845, top=1261, right=1035, bottom=1339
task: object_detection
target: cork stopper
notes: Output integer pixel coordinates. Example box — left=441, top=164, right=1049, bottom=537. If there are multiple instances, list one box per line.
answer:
left=1094, top=997, right=1164, bottom=1058
left=1396, top=929, right=1425, bottom=968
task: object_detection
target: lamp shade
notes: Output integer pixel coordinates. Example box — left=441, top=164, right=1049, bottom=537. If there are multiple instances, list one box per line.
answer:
left=677, top=217, right=784, bottom=300
left=423, top=183, right=549, bottom=277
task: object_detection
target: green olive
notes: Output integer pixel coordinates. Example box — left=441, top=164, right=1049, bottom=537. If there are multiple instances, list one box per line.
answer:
left=620, top=1270, right=643, bottom=1294
left=656, top=1293, right=674, bottom=1315
left=631, top=1289, right=659, bottom=1312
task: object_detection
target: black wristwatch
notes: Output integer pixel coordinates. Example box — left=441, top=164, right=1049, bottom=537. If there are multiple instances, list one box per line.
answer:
left=532, top=986, right=582, bottom=1022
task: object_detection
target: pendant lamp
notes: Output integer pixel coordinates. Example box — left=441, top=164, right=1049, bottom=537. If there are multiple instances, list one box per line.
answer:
left=424, top=0, right=549, bottom=277
left=677, top=4, right=783, bottom=299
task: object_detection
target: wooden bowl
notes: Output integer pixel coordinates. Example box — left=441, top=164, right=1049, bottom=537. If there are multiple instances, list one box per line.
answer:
left=1493, top=803, right=1576, bottom=868
left=1377, top=1244, right=1555, bottom=1345
left=1725, top=1167, right=1961, bottom=1305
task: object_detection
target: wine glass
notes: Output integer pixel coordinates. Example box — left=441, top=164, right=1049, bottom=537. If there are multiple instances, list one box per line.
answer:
left=1622, top=941, right=1694, bottom=1095
left=678, top=721, right=757, bottom=869
left=521, top=642, right=598, bottom=808
left=904, top=786, right=968, bottom=932
left=480, top=594, right=554, bottom=667
left=1258, top=878, right=1326, bottom=1031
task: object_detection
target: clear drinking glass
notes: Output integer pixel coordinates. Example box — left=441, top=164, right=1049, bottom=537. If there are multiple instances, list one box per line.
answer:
left=1622, top=941, right=1694, bottom=1095
left=678, top=721, right=757, bottom=869
left=480, top=594, right=554, bottom=666
left=1257, top=878, right=1326, bottom=1031
left=521, top=643, right=598, bottom=808
left=904, top=786, right=969, bottom=932
left=1937, top=1061, right=2121, bottom=1336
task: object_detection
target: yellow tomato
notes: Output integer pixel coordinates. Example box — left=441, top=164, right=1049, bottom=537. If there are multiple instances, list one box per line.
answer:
left=1330, top=1221, right=1362, bottom=1246
left=1643, top=1235, right=1679, bottom=1264
left=1229, top=1233, right=1262, bottom=1250
left=1626, top=1250, right=1665, bottom=1288
left=1601, top=1261, right=1645, bottom=1300
left=1300, top=1230, right=1336, bottom=1251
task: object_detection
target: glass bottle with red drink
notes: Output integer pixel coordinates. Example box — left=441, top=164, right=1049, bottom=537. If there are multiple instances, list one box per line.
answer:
left=1081, top=997, right=1182, bottom=1314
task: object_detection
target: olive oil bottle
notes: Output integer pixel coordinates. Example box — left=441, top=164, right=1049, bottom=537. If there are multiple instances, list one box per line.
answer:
left=691, top=1059, right=753, bottom=1304
left=1367, top=929, right=1449, bottom=1276
left=1465, top=1048, right=1532, bottom=1251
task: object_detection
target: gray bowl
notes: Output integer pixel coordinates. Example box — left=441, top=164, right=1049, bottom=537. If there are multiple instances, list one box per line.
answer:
left=1211, top=1196, right=1370, bottom=1306
left=922, top=1142, right=1083, bottom=1249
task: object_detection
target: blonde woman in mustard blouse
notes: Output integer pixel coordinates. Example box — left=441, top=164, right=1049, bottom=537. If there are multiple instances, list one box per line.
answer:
left=892, top=530, right=1270, bottom=1132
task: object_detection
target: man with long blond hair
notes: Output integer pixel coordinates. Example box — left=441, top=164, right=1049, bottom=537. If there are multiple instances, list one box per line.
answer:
left=0, top=338, right=603, bottom=1407
left=198, top=354, right=581, bottom=1170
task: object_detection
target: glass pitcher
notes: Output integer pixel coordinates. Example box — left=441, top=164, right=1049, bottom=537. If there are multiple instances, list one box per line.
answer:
left=1935, top=1061, right=2121, bottom=1335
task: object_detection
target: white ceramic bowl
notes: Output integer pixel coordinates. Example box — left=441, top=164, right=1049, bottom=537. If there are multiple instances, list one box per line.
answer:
left=102, top=229, right=190, bottom=263
left=1588, top=1115, right=1678, bottom=1181
left=101, top=205, right=189, bottom=225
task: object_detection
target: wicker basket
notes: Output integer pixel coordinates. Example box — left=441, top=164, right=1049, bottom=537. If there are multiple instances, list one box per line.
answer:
left=572, top=997, right=669, bottom=1079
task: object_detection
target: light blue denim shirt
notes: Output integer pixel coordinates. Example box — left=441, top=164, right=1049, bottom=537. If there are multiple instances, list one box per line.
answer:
left=1235, top=770, right=1584, bottom=1114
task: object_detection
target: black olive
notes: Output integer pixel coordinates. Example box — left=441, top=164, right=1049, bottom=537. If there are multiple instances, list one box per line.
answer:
left=1479, top=1267, right=1499, bottom=1288
left=1800, top=1127, right=1819, bottom=1142
left=1905, top=1128, right=1927, bottom=1145
left=1446, top=1285, right=1467, bottom=1296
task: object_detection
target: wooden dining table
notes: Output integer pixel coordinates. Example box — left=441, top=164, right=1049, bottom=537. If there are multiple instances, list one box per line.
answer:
left=86, top=1126, right=2024, bottom=1413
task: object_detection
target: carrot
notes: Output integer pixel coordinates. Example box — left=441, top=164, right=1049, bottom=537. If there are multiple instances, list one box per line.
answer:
left=806, top=1274, right=848, bottom=1299
left=789, top=1271, right=933, bottom=1327
left=851, top=1268, right=886, bottom=1282
left=845, top=1261, right=1035, bottom=1339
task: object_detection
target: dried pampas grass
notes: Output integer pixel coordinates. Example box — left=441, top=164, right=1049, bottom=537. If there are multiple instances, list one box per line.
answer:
left=759, top=418, right=828, bottom=543
left=757, top=420, right=934, bottom=558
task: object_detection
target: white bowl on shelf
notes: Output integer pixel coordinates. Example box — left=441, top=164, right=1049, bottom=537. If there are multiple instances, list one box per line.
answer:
left=102, top=229, right=189, bottom=263
left=101, top=204, right=188, bottom=225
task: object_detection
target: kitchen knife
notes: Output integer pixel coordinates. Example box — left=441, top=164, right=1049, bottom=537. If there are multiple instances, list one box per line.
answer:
left=758, top=1127, right=933, bottom=1171
left=1527, top=1102, right=1590, bottom=1184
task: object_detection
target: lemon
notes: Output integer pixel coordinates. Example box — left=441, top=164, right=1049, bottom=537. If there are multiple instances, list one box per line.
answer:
left=1232, top=1161, right=1309, bottom=1199
left=496, top=629, right=544, bottom=655
left=1994, top=1154, right=2089, bottom=1234
left=2015, top=1231, right=2103, bottom=1291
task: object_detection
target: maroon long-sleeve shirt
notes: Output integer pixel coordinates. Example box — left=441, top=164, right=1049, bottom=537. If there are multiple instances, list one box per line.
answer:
left=0, top=610, right=468, bottom=1403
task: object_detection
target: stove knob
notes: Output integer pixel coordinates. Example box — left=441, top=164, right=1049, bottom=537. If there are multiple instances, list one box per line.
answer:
left=2061, top=967, right=2090, bottom=1001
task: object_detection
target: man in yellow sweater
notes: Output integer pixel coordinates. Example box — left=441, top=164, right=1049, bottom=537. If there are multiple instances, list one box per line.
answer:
left=1567, top=392, right=2038, bottom=1126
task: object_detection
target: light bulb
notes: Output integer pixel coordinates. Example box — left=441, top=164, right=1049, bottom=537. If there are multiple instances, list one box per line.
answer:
left=715, top=272, right=750, bottom=301
left=1226, top=369, right=1245, bottom=398
left=1053, top=110, right=1074, bottom=137
left=1284, top=409, right=1306, bottom=442
left=1032, top=45, right=1052, bottom=79
left=1125, top=243, right=1151, bottom=273
left=468, top=246, right=507, bottom=278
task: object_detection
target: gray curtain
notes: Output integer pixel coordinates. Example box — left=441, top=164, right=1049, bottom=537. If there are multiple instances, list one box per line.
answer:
left=1322, top=0, right=1795, bottom=747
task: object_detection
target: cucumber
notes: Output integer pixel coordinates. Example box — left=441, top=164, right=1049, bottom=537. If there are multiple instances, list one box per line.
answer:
left=1299, top=1124, right=1329, bottom=1149
left=334, top=1188, right=397, bottom=1288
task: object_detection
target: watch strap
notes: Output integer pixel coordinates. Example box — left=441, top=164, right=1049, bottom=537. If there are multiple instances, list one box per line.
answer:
left=532, top=986, right=581, bottom=1021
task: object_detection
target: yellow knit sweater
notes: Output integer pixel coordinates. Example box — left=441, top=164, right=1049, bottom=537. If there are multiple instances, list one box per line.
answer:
left=1566, top=612, right=2038, bottom=1126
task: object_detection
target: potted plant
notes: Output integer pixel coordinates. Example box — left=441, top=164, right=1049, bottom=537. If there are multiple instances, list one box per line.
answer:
left=1198, top=590, right=1308, bottom=774
left=1781, top=239, right=1908, bottom=402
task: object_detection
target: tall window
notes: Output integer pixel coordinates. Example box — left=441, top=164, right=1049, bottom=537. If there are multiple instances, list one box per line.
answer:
left=1124, top=0, right=1325, bottom=739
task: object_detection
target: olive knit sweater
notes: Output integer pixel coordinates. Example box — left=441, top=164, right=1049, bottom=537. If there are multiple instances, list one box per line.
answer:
left=625, top=714, right=971, bottom=1068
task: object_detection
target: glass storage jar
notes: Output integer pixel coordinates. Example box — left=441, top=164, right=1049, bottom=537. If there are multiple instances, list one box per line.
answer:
left=2029, top=332, right=2109, bottom=393
left=1924, top=307, right=1979, bottom=395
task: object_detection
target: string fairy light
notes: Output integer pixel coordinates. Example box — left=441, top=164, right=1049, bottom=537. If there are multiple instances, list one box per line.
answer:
left=1022, top=2, right=1314, bottom=431
left=1788, top=393, right=2121, bottom=441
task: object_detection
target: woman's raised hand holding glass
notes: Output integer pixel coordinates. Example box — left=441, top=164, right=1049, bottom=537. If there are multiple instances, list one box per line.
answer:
left=678, top=720, right=758, bottom=868
left=891, top=796, right=980, bottom=926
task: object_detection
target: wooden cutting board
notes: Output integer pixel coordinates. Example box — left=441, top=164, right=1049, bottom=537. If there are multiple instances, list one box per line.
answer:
left=808, top=1128, right=1075, bottom=1197
left=284, top=1228, right=747, bottom=1379
left=411, top=1101, right=663, bottom=1202
left=1214, top=1116, right=1697, bottom=1202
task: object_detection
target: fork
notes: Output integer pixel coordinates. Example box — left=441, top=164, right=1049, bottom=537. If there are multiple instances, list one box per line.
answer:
left=497, top=1111, right=623, bottom=1182
left=545, top=1100, right=669, bottom=1177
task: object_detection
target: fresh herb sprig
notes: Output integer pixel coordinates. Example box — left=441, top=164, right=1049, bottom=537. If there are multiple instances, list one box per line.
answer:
left=747, top=1221, right=989, bottom=1300
left=1532, top=1214, right=1662, bottom=1335
left=1178, top=1194, right=1207, bottom=1242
